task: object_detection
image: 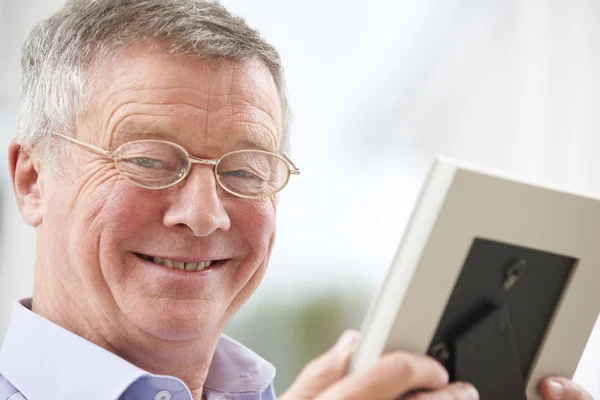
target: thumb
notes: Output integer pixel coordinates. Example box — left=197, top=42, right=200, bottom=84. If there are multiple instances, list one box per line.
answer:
left=279, top=330, right=359, bottom=400
left=539, top=377, right=593, bottom=400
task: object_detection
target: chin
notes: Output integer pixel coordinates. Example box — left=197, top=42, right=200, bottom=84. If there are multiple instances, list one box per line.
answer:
left=124, top=298, right=222, bottom=342
left=142, top=322, right=206, bottom=342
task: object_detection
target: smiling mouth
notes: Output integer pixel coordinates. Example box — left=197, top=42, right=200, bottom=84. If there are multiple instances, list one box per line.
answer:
left=134, top=253, right=223, bottom=272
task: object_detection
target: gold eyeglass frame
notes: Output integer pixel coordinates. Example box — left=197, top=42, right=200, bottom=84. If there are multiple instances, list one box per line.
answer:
left=52, top=132, right=300, bottom=199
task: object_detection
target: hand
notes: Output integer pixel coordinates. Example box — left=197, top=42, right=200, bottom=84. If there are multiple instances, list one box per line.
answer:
left=279, top=330, right=479, bottom=400
left=539, top=377, right=594, bottom=400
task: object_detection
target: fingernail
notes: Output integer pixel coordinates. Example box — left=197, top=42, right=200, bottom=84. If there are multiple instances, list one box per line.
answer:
left=456, top=382, right=479, bottom=400
left=465, top=385, right=479, bottom=400
left=335, top=330, right=357, bottom=356
left=547, top=379, right=564, bottom=399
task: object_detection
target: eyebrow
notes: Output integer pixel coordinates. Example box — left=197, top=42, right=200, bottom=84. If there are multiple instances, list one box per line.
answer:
left=232, top=139, right=277, bottom=153
left=113, top=124, right=278, bottom=154
left=111, top=123, right=178, bottom=145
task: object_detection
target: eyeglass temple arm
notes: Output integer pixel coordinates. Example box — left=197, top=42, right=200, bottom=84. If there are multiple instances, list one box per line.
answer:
left=52, top=132, right=113, bottom=156
left=281, top=153, right=301, bottom=175
left=191, top=152, right=300, bottom=174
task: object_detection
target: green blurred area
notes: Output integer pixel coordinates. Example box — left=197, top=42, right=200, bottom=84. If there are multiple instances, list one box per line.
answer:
left=224, top=286, right=371, bottom=393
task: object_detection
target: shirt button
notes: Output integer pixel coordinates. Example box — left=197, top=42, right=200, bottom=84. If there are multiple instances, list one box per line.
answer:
left=155, top=390, right=172, bottom=400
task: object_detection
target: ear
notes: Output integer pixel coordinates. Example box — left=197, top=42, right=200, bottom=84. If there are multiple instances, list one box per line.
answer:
left=8, top=138, right=44, bottom=227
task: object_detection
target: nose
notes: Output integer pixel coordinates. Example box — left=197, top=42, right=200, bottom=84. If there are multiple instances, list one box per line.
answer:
left=163, top=166, right=231, bottom=236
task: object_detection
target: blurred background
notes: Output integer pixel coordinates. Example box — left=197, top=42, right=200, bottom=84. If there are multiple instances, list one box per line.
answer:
left=1, top=0, right=600, bottom=396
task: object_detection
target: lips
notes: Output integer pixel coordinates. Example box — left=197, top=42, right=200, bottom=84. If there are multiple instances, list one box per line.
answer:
left=134, top=253, right=224, bottom=272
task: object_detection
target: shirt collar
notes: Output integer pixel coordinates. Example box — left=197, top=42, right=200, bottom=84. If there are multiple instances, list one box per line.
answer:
left=0, top=299, right=275, bottom=399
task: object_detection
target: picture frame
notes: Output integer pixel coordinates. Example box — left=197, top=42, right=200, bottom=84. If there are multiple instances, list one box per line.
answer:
left=350, top=157, right=600, bottom=399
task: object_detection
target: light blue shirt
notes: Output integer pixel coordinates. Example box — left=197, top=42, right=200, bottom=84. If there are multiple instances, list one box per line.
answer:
left=0, top=299, right=277, bottom=400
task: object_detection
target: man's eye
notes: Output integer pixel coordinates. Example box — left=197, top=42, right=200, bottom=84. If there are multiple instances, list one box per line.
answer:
left=222, top=170, right=259, bottom=179
left=131, top=157, right=162, bottom=168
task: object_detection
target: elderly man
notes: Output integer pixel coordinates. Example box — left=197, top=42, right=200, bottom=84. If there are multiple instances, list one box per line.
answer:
left=0, top=1, right=593, bottom=399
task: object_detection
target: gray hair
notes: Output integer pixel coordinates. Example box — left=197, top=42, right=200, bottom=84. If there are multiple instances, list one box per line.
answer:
left=18, top=0, right=290, bottom=160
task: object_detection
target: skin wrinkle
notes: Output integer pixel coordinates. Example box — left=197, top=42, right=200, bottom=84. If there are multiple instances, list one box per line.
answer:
left=77, top=165, right=119, bottom=198
left=102, top=102, right=277, bottom=154
left=93, top=96, right=201, bottom=147
left=58, top=143, right=116, bottom=214
left=112, top=113, right=277, bottom=154
left=204, top=60, right=213, bottom=153
left=241, top=77, right=281, bottom=116
left=100, top=88, right=272, bottom=116
left=105, top=106, right=207, bottom=150
left=88, top=59, right=279, bottom=146
left=111, top=117, right=223, bottom=158
left=214, top=214, right=276, bottom=327
left=113, top=114, right=210, bottom=145
left=229, top=98, right=278, bottom=125
left=39, top=197, right=117, bottom=356
left=228, top=120, right=278, bottom=145
left=85, top=56, right=280, bottom=156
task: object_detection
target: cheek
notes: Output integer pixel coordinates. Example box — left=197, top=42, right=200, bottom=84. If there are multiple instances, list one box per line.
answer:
left=219, top=198, right=276, bottom=316
left=229, top=197, right=276, bottom=254
left=78, top=184, right=153, bottom=240
left=43, top=161, right=121, bottom=238
left=91, top=185, right=165, bottom=273
left=227, top=197, right=276, bottom=289
left=38, top=170, right=136, bottom=298
left=67, top=180, right=161, bottom=282
left=97, top=186, right=160, bottom=233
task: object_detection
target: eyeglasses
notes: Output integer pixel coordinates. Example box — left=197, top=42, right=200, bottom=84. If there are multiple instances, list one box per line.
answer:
left=52, top=133, right=300, bottom=199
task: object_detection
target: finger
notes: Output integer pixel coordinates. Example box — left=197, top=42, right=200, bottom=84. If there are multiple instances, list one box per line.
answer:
left=314, top=351, right=449, bottom=400
left=279, top=330, right=359, bottom=400
left=404, top=382, right=479, bottom=400
left=539, top=377, right=593, bottom=400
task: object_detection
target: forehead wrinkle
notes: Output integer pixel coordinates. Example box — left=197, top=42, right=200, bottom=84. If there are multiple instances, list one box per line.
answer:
left=218, top=125, right=278, bottom=154
left=204, top=63, right=215, bottom=161
left=224, top=103, right=279, bottom=148
left=99, top=94, right=277, bottom=146
left=110, top=116, right=178, bottom=148
left=101, top=105, right=278, bottom=155
left=111, top=108, right=207, bottom=135
left=104, top=104, right=209, bottom=147
left=241, top=80, right=281, bottom=126
left=229, top=102, right=278, bottom=128
left=231, top=98, right=278, bottom=130
left=113, top=86, right=213, bottom=104
left=82, top=57, right=281, bottom=157
left=104, top=99, right=209, bottom=129
left=226, top=121, right=277, bottom=150
left=90, top=84, right=213, bottom=127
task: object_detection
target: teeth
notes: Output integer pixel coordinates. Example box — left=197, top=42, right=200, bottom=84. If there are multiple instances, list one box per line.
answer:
left=173, top=261, right=185, bottom=270
left=150, top=256, right=214, bottom=271
left=198, top=261, right=213, bottom=270
left=184, top=262, right=197, bottom=271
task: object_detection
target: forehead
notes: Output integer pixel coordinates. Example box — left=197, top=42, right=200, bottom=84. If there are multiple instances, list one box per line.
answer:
left=80, top=44, right=282, bottom=153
